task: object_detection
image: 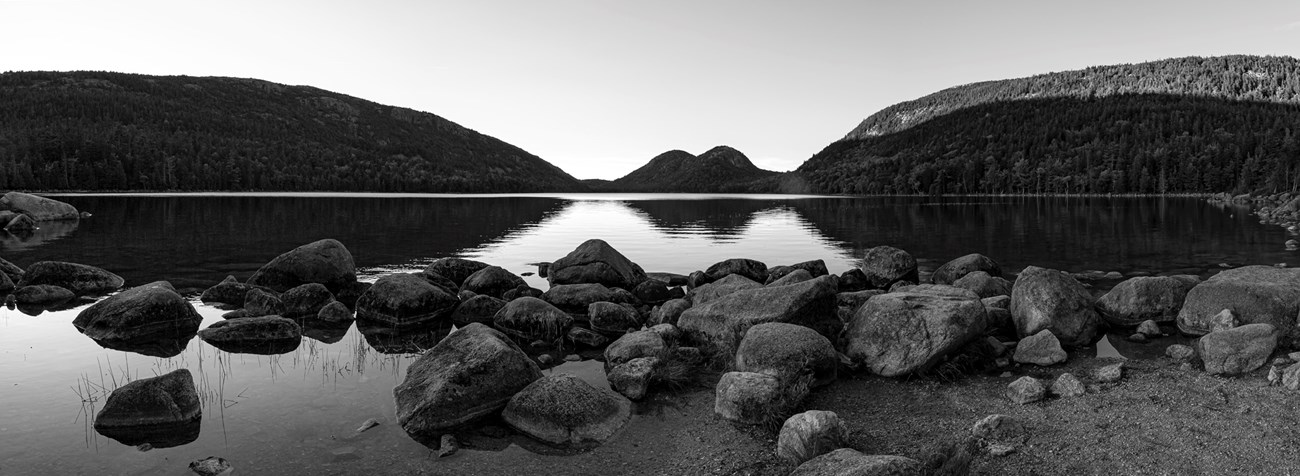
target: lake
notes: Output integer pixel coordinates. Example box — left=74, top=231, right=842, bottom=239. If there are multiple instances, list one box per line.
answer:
left=0, top=193, right=1289, bottom=474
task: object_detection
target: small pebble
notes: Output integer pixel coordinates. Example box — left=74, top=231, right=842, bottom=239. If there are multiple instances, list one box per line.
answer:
left=355, top=418, right=380, bottom=433
left=1127, top=333, right=1148, bottom=343
left=190, top=456, right=233, bottom=476
left=988, top=443, right=1016, bottom=457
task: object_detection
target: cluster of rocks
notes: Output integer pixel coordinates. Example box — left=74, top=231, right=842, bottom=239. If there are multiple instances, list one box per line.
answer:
left=2, top=258, right=124, bottom=313
left=0, top=191, right=86, bottom=234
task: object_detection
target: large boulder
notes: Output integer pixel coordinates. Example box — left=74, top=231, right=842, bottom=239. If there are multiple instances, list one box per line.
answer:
left=952, top=271, right=1013, bottom=299
left=0, top=191, right=79, bottom=221
left=0, top=270, right=12, bottom=294
left=789, top=448, right=925, bottom=476
left=679, top=275, right=838, bottom=354
left=356, top=273, right=459, bottom=328
left=768, top=269, right=814, bottom=287
left=1010, top=266, right=1100, bottom=347
left=18, top=261, right=123, bottom=296
left=607, top=356, right=658, bottom=400
left=932, top=253, right=1001, bottom=285
left=1012, top=329, right=1068, bottom=366
left=632, top=279, right=672, bottom=304
left=859, top=245, right=918, bottom=289
left=604, top=329, right=666, bottom=369
left=395, top=324, right=542, bottom=437
left=704, top=258, right=769, bottom=284
left=542, top=283, right=624, bottom=315
left=844, top=291, right=987, bottom=377
left=1177, top=266, right=1300, bottom=336
left=1096, top=275, right=1198, bottom=327
left=280, top=283, right=335, bottom=318
left=588, top=301, right=642, bottom=336
left=690, top=274, right=764, bottom=306
left=197, top=316, right=302, bottom=354
left=243, top=288, right=284, bottom=317
left=247, top=239, right=356, bottom=293
left=777, top=410, right=849, bottom=465
left=548, top=239, right=647, bottom=289
left=735, top=322, right=837, bottom=386
left=460, top=266, right=527, bottom=299
left=502, top=374, right=632, bottom=446
left=450, top=294, right=507, bottom=327
left=493, top=296, right=574, bottom=342
left=73, top=281, right=202, bottom=357
left=200, top=276, right=271, bottom=307
left=714, top=371, right=805, bottom=425
left=423, top=257, right=491, bottom=287
left=92, top=369, right=200, bottom=436
left=647, top=298, right=691, bottom=326
left=1197, top=323, right=1278, bottom=376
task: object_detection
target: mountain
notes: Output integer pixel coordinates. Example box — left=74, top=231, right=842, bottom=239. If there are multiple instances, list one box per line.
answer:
left=605, top=146, right=780, bottom=192
left=800, top=55, right=1300, bottom=195
left=0, top=71, right=585, bottom=192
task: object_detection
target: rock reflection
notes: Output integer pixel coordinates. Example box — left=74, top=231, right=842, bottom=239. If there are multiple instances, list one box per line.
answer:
left=82, top=331, right=198, bottom=358
left=0, top=218, right=79, bottom=252
left=357, top=320, right=452, bottom=354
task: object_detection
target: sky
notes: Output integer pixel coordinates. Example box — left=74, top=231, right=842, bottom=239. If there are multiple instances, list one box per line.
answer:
left=4, top=0, right=1300, bottom=180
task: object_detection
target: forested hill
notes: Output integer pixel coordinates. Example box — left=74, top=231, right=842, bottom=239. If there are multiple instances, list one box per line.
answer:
left=0, top=71, right=585, bottom=192
left=604, top=146, right=780, bottom=192
left=799, top=55, right=1300, bottom=195
left=844, top=55, right=1300, bottom=139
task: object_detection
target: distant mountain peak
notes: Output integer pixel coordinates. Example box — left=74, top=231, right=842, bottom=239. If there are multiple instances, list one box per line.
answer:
left=606, top=145, right=777, bottom=192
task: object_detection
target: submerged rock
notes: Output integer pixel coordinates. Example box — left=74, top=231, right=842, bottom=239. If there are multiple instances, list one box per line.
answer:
left=0, top=257, right=23, bottom=284
left=547, top=239, right=647, bottom=289
left=1010, top=266, right=1100, bottom=347
left=1096, top=275, right=1198, bottom=326
left=18, top=261, right=123, bottom=296
left=679, top=275, right=838, bottom=354
left=189, top=457, right=232, bottom=476
left=4, top=213, right=35, bottom=232
left=777, top=410, right=849, bottom=465
left=502, top=374, right=632, bottom=446
left=932, top=253, right=1002, bottom=285
left=246, top=238, right=357, bottom=293
left=356, top=273, right=459, bottom=328
left=844, top=291, right=986, bottom=377
left=94, top=369, right=201, bottom=448
left=858, top=245, right=919, bottom=289
left=1177, top=266, right=1300, bottom=336
left=736, top=322, right=837, bottom=386
left=395, top=324, right=542, bottom=437
left=493, top=296, right=573, bottom=342
left=0, top=191, right=80, bottom=221
left=1198, top=323, right=1278, bottom=376
left=790, top=449, right=925, bottom=476
left=197, top=316, right=302, bottom=355
left=73, top=281, right=203, bottom=357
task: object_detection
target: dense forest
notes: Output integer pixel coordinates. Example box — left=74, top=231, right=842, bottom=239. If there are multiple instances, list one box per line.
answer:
left=799, top=94, right=1300, bottom=195
left=845, top=55, right=1300, bottom=139
left=595, top=146, right=780, bottom=193
left=0, top=71, right=584, bottom=192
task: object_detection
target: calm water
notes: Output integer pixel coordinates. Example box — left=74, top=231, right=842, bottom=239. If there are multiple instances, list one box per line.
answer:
left=0, top=193, right=1289, bottom=474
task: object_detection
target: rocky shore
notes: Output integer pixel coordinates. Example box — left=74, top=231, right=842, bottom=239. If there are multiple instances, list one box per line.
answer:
left=7, top=229, right=1300, bottom=475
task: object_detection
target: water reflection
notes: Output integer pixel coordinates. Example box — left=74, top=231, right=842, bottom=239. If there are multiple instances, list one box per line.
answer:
left=0, top=219, right=80, bottom=252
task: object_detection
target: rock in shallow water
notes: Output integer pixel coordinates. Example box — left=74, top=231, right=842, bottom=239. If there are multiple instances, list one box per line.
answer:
left=73, top=281, right=202, bottom=357
left=1095, top=275, right=1198, bottom=326
left=932, top=253, right=1001, bottom=285
left=502, top=374, right=632, bottom=446
left=356, top=273, right=458, bottom=328
left=493, top=296, right=573, bottom=342
left=547, top=239, right=647, bottom=289
left=95, top=369, right=202, bottom=448
left=18, top=261, right=123, bottom=296
left=198, top=316, right=302, bottom=355
left=246, top=238, right=357, bottom=293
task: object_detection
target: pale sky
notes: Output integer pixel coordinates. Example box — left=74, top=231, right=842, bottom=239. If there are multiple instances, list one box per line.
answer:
left=4, top=0, right=1300, bottom=179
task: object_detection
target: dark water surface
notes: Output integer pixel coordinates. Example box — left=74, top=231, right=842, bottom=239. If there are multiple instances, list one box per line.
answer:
left=0, top=193, right=1288, bottom=474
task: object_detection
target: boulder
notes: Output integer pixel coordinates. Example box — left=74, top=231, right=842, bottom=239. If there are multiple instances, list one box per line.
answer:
left=647, top=298, right=690, bottom=326
left=1006, top=376, right=1045, bottom=404
left=461, top=266, right=527, bottom=299
left=932, top=253, right=1001, bottom=285
left=0, top=257, right=23, bottom=283
left=450, top=294, right=507, bottom=327
left=607, top=357, right=658, bottom=400
left=4, top=213, right=35, bottom=232
left=1177, top=266, right=1300, bottom=336
left=419, top=270, right=461, bottom=295
left=18, top=261, right=123, bottom=296
left=1197, top=323, right=1278, bottom=376
left=13, top=284, right=74, bottom=305
left=844, top=291, right=987, bottom=377
left=768, top=269, right=814, bottom=287
left=247, top=239, right=357, bottom=293
left=952, top=271, right=1013, bottom=299
left=502, top=285, right=544, bottom=301
left=896, top=283, right=981, bottom=300
left=423, top=257, right=490, bottom=287
left=837, top=268, right=870, bottom=292
left=1136, top=320, right=1162, bottom=337
left=0, top=270, right=12, bottom=294
left=589, top=301, right=642, bottom=336
left=243, top=288, right=284, bottom=317
left=1096, top=276, right=1198, bottom=326
left=858, top=245, right=918, bottom=289
left=646, top=272, right=689, bottom=287
left=982, top=295, right=1011, bottom=309
left=73, top=281, right=202, bottom=355
left=735, top=322, right=837, bottom=386
left=395, top=324, right=542, bottom=436
left=501, top=374, right=632, bottom=446
left=704, top=258, right=769, bottom=284
left=493, top=296, right=574, bottom=343
left=280, top=283, right=335, bottom=318
left=567, top=327, right=609, bottom=348
left=356, top=273, right=459, bottom=328
left=197, top=316, right=302, bottom=354
left=200, top=276, right=271, bottom=307
left=714, top=371, right=805, bottom=425
left=1009, top=266, right=1100, bottom=347
left=1210, top=309, right=1239, bottom=332
left=777, top=410, right=849, bottom=465
left=679, top=275, right=838, bottom=354
left=1050, top=373, right=1085, bottom=397
left=316, top=300, right=354, bottom=324
left=604, top=330, right=666, bottom=369
left=690, top=273, right=764, bottom=306
left=837, top=290, right=885, bottom=314
left=649, top=323, right=681, bottom=345
left=1012, top=329, right=1067, bottom=366
left=548, top=239, right=647, bottom=289
left=790, top=449, right=925, bottom=476
left=788, top=259, right=830, bottom=278
left=93, top=369, right=200, bottom=443
left=632, top=279, right=672, bottom=304
left=543, top=283, right=623, bottom=315
left=0, top=191, right=79, bottom=221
